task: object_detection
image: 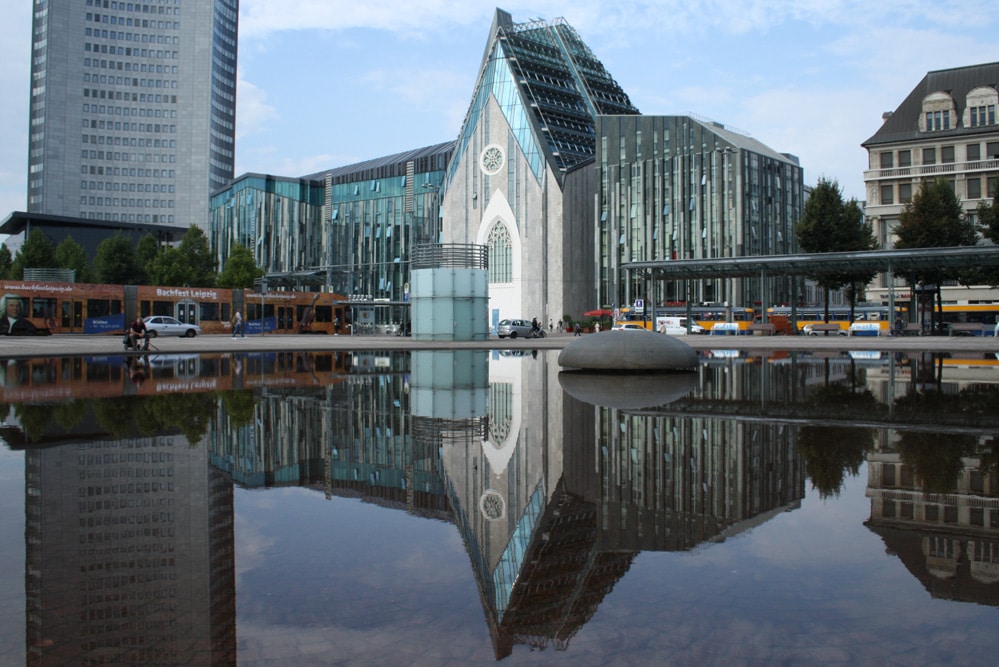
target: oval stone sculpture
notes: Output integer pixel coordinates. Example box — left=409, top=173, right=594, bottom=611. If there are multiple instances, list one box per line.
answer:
left=557, top=329, right=699, bottom=371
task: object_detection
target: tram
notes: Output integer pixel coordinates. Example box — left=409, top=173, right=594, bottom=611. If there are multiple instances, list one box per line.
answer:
left=0, top=351, right=354, bottom=405
left=0, top=280, right=349, bottom=336
left=767, top=304, right=908, bottom=334
left=618, top=303, right=757, bottom=332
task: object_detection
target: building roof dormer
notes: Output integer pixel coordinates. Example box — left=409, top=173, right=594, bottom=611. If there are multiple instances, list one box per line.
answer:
left=862, top=62, right=999, bottom=147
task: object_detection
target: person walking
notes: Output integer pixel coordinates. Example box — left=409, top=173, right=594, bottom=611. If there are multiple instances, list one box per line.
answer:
left=573, top=322, right=582, bottom=336
left=232, top=310, right=244, bottom=338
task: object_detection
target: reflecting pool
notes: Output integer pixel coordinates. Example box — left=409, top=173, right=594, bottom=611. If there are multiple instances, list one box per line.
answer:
left=0, top=348, right=997, bottom=665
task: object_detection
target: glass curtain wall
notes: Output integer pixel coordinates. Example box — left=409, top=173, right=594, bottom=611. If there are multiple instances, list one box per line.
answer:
left=595, top=115, right=804, bottom=312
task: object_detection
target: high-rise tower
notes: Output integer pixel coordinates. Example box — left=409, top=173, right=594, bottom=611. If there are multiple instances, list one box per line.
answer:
left=26, top=0, right=238, bottom=231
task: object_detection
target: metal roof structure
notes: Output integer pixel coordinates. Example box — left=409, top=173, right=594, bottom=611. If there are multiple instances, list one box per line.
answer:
left=624, top=245, right=999, bottom=280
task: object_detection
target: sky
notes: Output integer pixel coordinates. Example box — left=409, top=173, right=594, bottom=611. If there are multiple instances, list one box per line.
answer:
left=2, top=0, right=999, bottom=238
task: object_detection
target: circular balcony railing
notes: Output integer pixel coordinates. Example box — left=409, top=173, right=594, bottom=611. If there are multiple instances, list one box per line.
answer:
left=411, top=243, right=488, bottom=271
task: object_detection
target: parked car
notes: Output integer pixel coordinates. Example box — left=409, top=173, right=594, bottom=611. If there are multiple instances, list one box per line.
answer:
left=497, top=319, right=533, bottom=338
left=143, top=315, right=201, bottom=338
left=655, top=317, right=706, bottom=335
left=611, top=323, right=646, bottom=331
left=801, top=323, right=847, bottom=336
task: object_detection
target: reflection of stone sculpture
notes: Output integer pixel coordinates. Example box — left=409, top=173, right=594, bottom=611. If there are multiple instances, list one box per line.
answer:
left=557, top=371, right=697, bottom=409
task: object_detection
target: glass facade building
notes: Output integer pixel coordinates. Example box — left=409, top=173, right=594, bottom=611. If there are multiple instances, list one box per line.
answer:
left=27, top=0, right=238, bottom=231
left=210, top=144, right=452, bottom=326
left=209, top=9, right=805, bottom=326
left=595, top=115, right=805, bottom=310
left=210, top=173, right=326, bottom=277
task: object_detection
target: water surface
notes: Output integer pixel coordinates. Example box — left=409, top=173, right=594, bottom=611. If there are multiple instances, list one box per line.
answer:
left=0, top=348, right=997, bottom=666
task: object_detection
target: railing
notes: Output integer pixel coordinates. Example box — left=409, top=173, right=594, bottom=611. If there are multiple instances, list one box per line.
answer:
left=864, top=158, right=999, bottom=182
left=24, top=268, right=76, bottom=282
left=411, top=243, right=488, bottom=271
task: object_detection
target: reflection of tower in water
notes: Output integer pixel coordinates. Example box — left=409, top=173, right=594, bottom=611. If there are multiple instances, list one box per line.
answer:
left=25, top=425, right=236, bottom=665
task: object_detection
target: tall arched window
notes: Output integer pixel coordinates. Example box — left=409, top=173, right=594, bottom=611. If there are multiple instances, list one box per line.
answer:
left=488, top=222, right=512, bottom=283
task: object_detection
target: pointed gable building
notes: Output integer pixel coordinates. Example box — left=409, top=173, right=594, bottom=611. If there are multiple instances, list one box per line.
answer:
left=440, top=9, right=640, bottom=328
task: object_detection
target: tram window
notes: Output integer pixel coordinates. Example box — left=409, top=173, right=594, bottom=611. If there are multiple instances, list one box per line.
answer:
left=152, top=300, right=173, bottom=316
left=87, top=299, right=122, bottom=317
left=140, top=301, right=151, bottom=318
left=199, top=302, right=220, bottom=321
left=31, top=297, right=57, bottom=320
left=221, top=303, right=231, bottom=323
left=314, top=306, right=332, bottom=322
left=246, top=303, right=273, bottom=320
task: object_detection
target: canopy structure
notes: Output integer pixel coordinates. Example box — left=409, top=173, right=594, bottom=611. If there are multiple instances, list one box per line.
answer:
left=623, top=246, right=999, bottom=280
left=623, top=245, right=999, bottom=322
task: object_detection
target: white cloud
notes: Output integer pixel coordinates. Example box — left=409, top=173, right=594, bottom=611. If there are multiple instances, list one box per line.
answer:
left=235, top=77, right=281, bottom=141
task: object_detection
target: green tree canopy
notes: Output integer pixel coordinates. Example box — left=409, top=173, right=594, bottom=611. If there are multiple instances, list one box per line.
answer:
left=135, top=233, right=162, bottom=284
left=975, top=189, right=999, bottom=287
left=0, top=244, right=12, bottom=279
left=217, top=243, right=263, bottom=288
left=894, top=178, right=978, bottom=330
left=55, top=236, right=94, bottom=283
left=149, top=226, right=216, bottom=287
left=794, top=178, right=879, bottom=319
left=9, top=229, right=58, bottom=279
left=94, top=233, right=141, bottom=284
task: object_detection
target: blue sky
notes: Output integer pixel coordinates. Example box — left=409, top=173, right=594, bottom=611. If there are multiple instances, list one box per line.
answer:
left=3, top=0, right=999, bottom=237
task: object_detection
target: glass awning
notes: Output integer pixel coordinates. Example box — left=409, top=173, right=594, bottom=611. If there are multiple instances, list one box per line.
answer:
left=624, top=246, right=999, bottom=279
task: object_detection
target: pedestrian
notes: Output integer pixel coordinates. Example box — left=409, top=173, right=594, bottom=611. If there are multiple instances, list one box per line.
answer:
left=595, top=322, right=601, bottom=333
left=549, top=319, right=553, bottom=332
left=557, top=319, right=563, bottom=332
left=574, top=322, right=581, bottom=336
left=232, top=310, right=244, bottom=338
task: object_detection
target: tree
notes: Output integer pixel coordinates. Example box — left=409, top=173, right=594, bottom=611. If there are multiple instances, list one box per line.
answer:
left=9, top=229, right=58, bottom=279
left=218, top=243, right=263, bottom=288
left=135, top=233, right=162, bottom=284
left=149, top=226, right=216, bottom=287
left=55, top=236, right=93, bottom=283
left=794, top=178, right=879, bottom=320
left=0, top=244, right=12, bottom=279
left=148, top=246, right=190, bottom=286
left=976, top=188, right=999, bottom=287
left=178, top=226, right=216, bottom=287
left=94, top=233, right=141, bottom=284
left=893, top=178, right=978, bottom=332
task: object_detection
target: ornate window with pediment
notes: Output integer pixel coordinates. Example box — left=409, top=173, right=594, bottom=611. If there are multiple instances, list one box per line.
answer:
left=920, top=91, right=955, bottom=132
left=965, top=86, right=998, bottom=128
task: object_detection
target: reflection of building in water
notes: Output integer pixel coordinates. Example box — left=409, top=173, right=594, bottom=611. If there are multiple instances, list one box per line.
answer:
left=580, top=362, right=806, bottom=551
left=25, top=433, right=236, bottom=665
left=866, top=446, right=999, bottom=604
left=206, top=351, right=448, bottom=515
left=439, top=350, right=634, bottom=659
left=439, top=353, right=806, bottom=659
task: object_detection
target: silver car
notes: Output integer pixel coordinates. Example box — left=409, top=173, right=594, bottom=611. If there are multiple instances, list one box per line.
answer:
left=143, top=315, right=202, bottom=338
left=497, top=319, right=533, bottom=338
